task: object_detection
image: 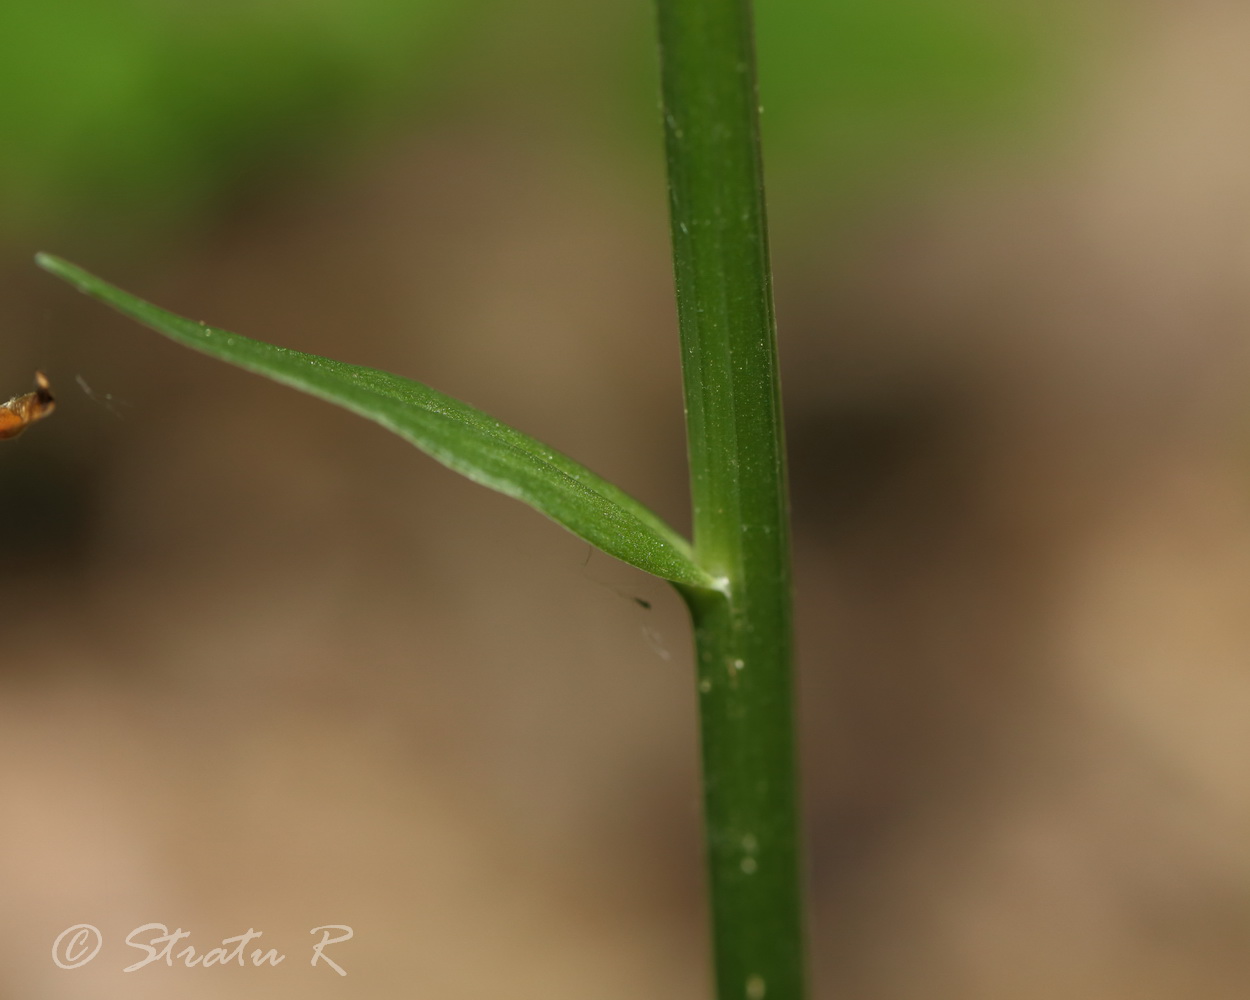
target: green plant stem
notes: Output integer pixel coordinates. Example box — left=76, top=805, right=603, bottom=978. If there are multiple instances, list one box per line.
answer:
left=656, top=0, right=806, bottom=998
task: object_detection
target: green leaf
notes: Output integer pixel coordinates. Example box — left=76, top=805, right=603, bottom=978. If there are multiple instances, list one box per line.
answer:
left=37, top=253, right=714, bottom=589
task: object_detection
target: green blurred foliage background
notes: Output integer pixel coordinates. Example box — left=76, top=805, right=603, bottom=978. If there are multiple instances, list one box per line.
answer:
left=0, top=0, right=471, bottom=230
left=0, top=0, right=1069, bottom=235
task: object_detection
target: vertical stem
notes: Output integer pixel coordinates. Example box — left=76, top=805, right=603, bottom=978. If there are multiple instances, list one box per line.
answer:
left=655, top=1, right=806, bottom=998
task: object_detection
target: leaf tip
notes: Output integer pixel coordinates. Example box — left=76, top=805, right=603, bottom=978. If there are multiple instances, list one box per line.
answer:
left=35, top=255, right=99, bottom=302
left=35, top=253, right=74, bottom=281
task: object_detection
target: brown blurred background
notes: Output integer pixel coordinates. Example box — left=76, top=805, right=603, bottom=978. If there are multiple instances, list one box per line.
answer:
left=2, top=0, right=1249, bottom=997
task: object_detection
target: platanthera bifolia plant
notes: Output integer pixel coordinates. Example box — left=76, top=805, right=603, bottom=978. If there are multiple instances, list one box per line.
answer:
left=37, top=0, right=807, bottom=995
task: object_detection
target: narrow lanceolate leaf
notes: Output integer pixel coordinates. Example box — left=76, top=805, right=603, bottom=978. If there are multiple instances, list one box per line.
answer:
left=37, top=254, right=713, bottom=589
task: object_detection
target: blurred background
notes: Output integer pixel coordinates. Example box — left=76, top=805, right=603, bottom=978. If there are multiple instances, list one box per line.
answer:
left=2, top=0, right=1249, bottom=996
